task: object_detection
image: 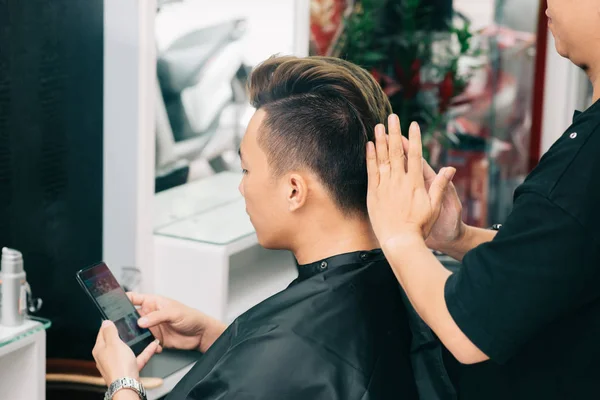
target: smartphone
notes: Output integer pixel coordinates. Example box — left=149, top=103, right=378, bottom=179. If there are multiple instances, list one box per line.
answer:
left=76, top=262, right=155, bottom=356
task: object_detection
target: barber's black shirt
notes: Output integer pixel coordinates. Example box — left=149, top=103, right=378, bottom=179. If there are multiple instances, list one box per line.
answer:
left=443, top=99, right=600, bottom=399
left=166, top=249, right=419, bottom=400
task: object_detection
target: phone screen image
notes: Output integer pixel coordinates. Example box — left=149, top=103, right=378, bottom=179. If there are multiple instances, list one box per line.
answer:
left=77, top=263, right=154, bottom=353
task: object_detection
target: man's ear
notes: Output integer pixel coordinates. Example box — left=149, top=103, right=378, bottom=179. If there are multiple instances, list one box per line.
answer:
left=287, top=173, right=308, bottom=212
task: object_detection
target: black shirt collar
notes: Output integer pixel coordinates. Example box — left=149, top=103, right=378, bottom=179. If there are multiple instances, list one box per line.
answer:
left=295, top=249, right=385, bottom=282
left=573, top=98, right=600, bottom=122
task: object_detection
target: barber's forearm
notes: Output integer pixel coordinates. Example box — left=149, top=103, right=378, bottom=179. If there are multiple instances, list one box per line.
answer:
left=439, top=224, right=497, bottom=262
left=383, top=234, right=489, bottom=365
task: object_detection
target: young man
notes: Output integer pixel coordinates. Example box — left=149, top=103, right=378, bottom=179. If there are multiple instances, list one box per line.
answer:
left=92, top=56, right=419, bottom=400
left=365, top=1, right=600, bottom=399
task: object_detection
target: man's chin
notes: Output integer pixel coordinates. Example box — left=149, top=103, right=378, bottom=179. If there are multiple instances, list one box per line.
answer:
left=255, top=235, right=283, bottom=250
left=551, top=38, right=569, bottom=60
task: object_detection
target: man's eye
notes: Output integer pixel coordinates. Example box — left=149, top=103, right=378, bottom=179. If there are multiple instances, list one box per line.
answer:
left=241, top=169, right=248, bottom=174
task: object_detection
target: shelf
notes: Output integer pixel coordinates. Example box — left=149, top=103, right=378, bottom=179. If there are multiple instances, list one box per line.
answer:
left=155, top=197, right=255, bottom=247
left=0, top=317, right=51, bottom=349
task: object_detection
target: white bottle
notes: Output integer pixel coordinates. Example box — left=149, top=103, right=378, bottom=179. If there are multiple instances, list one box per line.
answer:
left=1, top=247, right=26, bottom=326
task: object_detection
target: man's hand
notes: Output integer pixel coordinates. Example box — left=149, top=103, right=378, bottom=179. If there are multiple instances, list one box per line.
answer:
left=366, top=114, right=456, bottom=248
left=93, top=320, right=160, bottom=386
left=128, top=293, right=227, bottom=353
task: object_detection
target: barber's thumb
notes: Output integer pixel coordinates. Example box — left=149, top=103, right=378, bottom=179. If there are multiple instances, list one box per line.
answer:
left=430, top=167, right=456, bottom=207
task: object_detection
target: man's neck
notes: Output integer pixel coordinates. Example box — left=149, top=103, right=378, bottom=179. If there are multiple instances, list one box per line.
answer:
left=290, top=216, right=380, bottom=265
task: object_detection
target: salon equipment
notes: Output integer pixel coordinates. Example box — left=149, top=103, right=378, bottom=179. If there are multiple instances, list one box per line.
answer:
left=1, top=248, right=26, bottom=326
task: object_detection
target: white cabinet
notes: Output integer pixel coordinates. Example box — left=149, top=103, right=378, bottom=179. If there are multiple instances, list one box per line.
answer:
left=0, top=319, right=49, bottom=400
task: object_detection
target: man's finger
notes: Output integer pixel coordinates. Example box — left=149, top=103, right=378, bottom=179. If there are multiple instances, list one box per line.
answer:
left=137, top=339, right=161, bottom=371
left=126, top=292, right=145, bottom=306
left=101, top=320, right=121, bottom=344
left=138, top=309, right=172, bottom=329
left=388, top=114, right=405, bottom=175
left=95, top=323, right=106, bottom=348
left=407, top=122, right=424, bottom=184
left=429, top=168, right=456, bottom=216
left=366, top=141, right=379, bottom=190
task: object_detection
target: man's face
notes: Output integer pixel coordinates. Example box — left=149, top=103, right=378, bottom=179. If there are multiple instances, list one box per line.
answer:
left=546, top=0, right=600, bottom=68
left=238, top=109, right=291, bottom=249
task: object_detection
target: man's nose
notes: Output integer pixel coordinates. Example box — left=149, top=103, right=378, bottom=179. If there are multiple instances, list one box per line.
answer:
left=238, top=181, right=244, bottom=197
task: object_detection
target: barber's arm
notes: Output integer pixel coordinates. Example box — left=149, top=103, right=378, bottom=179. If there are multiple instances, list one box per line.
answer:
left=381, top=235, right=489, bottom=364
left=366, top=116, right=488, bottom=364
left=368, top=115, right=596, bottom=366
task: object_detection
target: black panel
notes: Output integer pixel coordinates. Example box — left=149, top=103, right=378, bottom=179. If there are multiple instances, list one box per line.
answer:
left=0, top=0, right=104, bottom=360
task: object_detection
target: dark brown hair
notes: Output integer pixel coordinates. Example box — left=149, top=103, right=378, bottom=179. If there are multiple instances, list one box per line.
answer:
left=248, top=55, right=392, bottom=216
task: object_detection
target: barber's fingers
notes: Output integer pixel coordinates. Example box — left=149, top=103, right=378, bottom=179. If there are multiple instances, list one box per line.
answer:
left=136, top=340, right=161, bottom=371
left=387, top=114, right=405, bottom=175
left=366, top=141, right=380, bottom=189
left=401, top=134, right=439, bottom=187
left=374, top=124, right=391, bottom=176
left=407, top=122, right=424, bottom=186
left=401, top=134, right=409, bottom=154
left=429, top=168, right=456, bottom=215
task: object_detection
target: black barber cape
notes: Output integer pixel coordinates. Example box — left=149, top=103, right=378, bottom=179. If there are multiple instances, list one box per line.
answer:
left=166, top=249, right=419, bottom=400
left=442, top=99, right=600, bottom=399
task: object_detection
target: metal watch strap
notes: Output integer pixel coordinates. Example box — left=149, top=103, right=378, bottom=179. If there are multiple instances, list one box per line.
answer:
left=104, top=377, right=147, bottom=400
left=490, top=224, right=502, bottom=231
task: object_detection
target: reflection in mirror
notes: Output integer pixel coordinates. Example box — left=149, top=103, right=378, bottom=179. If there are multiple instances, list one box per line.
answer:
left=154, top=0, right=303, bottom=193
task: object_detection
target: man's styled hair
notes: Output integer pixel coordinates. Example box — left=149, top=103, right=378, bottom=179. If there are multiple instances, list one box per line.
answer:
left=248, top=55, right=392, bottom=216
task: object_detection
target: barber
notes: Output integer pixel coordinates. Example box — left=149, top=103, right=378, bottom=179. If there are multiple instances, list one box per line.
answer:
left=365, top=2, right=600, bottom=398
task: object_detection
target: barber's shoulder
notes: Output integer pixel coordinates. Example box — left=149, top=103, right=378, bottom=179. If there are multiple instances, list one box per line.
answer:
left=518, top=118, right=600, bottom=205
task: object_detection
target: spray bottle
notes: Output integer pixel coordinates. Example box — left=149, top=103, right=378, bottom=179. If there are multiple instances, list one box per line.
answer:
left=1, top=247, right=26, bottom=326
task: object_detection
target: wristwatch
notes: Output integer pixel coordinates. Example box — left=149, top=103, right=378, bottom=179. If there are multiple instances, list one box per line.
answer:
left=104, top=377, right=147, bottom=400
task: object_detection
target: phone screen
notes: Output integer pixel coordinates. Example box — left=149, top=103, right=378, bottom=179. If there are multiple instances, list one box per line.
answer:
left=77, top=263, right=153, bottom=350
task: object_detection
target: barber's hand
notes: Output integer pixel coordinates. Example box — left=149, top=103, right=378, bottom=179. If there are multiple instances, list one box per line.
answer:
left=93, top=320, right=160, bottom=386
left=407, top=139, right=466, bottom=252
left=366, top=115, right=456, bottom=247
left=128, top=293, right=227, bottom=353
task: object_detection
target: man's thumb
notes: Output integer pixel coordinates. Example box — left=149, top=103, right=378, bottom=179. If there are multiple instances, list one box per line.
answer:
left=429, top=167, right=456, bottom=212
left=101, top=320, right=120, bottom=343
